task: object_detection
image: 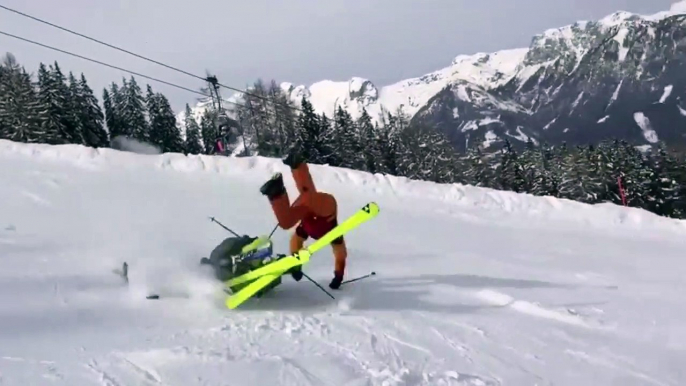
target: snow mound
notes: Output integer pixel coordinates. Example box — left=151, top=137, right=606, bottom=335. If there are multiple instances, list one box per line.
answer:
left=0, top=139, right=682, bottom=235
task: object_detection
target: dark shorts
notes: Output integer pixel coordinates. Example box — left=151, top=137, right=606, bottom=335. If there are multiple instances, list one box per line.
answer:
left=296, top=218, right=344, bottom=245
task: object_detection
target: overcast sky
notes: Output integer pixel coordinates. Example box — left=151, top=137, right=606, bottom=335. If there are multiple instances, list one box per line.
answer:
left=0, top=0, right=676, bottom=112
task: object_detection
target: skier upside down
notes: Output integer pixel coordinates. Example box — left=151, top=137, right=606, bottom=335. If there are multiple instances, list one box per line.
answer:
left=259, top=152, right=346, bottom=289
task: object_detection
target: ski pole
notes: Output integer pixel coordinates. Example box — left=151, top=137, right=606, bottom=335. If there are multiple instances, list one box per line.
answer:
left=302, top=272, right=336, bottom=300
left=209, top=216, right=241, bottom=237
left=342, top=271, right=376, bottom=285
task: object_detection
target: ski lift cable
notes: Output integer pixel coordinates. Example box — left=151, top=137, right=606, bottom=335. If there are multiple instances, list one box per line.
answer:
left=0, top=4, right=304, bottom=114
left=0, top=30, right=289, bottom=121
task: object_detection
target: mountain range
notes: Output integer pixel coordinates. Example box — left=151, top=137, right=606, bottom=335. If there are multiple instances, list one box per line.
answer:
left=182, top=1, right=686, bottom=153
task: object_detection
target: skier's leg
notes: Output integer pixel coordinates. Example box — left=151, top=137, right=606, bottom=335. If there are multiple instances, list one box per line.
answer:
left=288, top=225, right=307, bottom=281
left=260, top=172, right=307, bottom=229
left=291, top=161, right=317, bottom=195
left=330, top=237, right=347, bottom=289
left=290, top=226, right=307, bottom=253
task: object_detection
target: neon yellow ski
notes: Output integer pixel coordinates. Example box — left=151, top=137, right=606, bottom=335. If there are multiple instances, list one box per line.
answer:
left=226, top=273, right=282, bottom=309
left=224, top=202, right=379, bottom=309
left=225, top=202, right=379, bottom=288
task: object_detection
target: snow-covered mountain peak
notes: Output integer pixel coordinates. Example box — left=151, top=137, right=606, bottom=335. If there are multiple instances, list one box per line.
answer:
left=280, top=82, right=311, bottom=101
left=598, top=11, right=640, bottom=27
left=521, top=3, right=685, bottom=77
left=449, top=48, right=528, bottom=86
left=532, top=2, right=686, bottom=49
left=275, top=48, right=528, bottom=123
left=646, top=0, right=686, bottom=21
left=348, top=77, right=379, bottom=103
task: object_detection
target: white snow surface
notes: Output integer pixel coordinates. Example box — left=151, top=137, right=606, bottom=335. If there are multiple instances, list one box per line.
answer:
left=633, top=112, right=660, bottom=143
left=2, top=139, right=686, bottom=385
left=659, top=85, right=674, bottom=103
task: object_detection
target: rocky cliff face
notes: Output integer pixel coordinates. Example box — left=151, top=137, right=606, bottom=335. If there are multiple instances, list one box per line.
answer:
left=411, top=2, right=686, bottom=152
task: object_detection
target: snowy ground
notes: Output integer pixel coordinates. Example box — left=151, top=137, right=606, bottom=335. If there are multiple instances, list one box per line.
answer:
left=1, top=139, right=686, bottom=386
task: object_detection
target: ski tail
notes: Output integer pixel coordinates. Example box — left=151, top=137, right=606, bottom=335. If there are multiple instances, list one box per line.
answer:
left=226, top=273, right=282, bottom=309
left=224, top=202, right=379, bottom=309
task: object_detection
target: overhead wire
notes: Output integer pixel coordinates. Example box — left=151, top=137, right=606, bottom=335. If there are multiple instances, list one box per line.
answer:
left=0, top=30, right=211, bottom=99
left=1, top=29, right=295, bottom=157
left=0, top=29, right=288, bottom=127
left=0, top=3, right=304, bottom=113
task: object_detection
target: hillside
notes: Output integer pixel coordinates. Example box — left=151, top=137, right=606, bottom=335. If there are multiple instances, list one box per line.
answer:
left=1, top=139, right=686, bottom=385
left=182, top=1, right=686, bottom=153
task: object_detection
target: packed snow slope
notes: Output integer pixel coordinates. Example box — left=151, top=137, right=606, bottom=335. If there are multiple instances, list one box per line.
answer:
left=1, top=139, right=686, bottom=385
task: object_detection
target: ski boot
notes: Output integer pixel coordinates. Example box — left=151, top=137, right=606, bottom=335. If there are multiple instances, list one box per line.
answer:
left=275, top=254, right=303, bottom=282
left=289, top=265, right=303, bottom=282
left=282, top=150, right=306, bottom=169
left=329, top=271, right=343, bottom=290
left=260, top=172, right=286, bottom=199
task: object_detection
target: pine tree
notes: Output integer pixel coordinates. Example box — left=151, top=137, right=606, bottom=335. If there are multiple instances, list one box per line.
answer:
left=76, top=74, right=108, bottom=147
left=35, top=62, right=67, bottom=144
left=496, top=139, right=524, bottom=192
left=559, top=145, right=603, bottom=203
left=295, top=97, right=328, bottom=163
left=672, top=151, right=686, bottom=218
left=645, top=144, right=683, bottom=217
left=356, top=108, right=380, bottom=173
left=268, top=80, right=297, bottom=155
left=422, top=127, right=459, bottom=183
left=183, top=104, right=203, bottom=154
left=331, top=106, right=362, bottom=170
left=146, top=85, right=183, bottom=153
left=250, top=79, right=279, bottom=156
left=374, top=109, right=407, bottom=176
left=319, top=112, right=339, bottom=165
left=65, top=72, right=85, bottom=145
left=157, top=91, right=184, bottom=153
left=533, top=143, right=562, bottom=197
left=103, top=83, right=123, bottom=139
left=517, top=138, right=541, bottom=194
left=461, top=145, right=494, bottom=187
left=200, top=108, right=220, bottom=154
left=0, top=53, right=43, bottom=142
left=119, top=76, right=149, bottom=141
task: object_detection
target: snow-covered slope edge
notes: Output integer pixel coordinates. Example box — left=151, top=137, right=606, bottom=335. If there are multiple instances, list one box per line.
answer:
left=2, top=139, right=684, bottom=235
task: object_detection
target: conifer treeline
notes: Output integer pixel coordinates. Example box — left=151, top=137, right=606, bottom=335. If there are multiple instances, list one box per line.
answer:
left=232, top=79, right=686, bottom=220
left=1, top=52, right=685, bottom=220
left=0, top=53, right=109, bottom=146
left=0, top=53, right=201, bottom=154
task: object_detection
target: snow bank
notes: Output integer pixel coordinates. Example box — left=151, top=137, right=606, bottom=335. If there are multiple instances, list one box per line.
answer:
left=1, top=139, right=684, bottom=235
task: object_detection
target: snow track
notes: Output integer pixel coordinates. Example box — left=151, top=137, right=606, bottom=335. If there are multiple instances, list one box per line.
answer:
left=1, top=140, right=685, bottom=385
